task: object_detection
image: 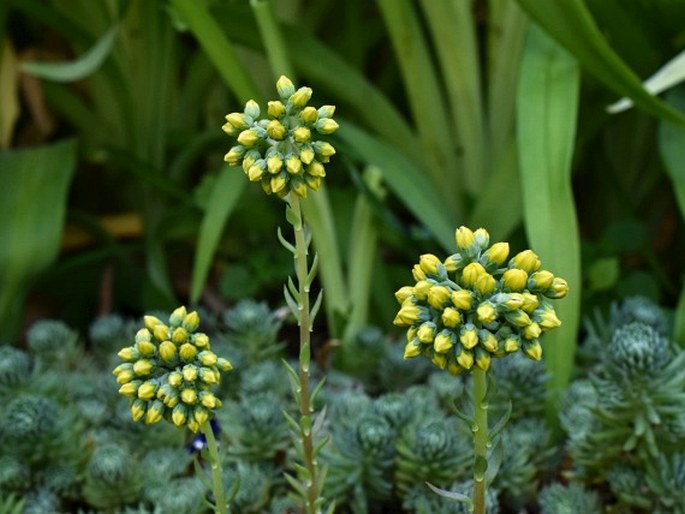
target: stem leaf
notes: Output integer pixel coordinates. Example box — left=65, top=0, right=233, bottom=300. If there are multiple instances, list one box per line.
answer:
left=283, top=285, right=300, bottom=320
left=425, top=482, right=472, bottom=505
left=309, top=289, right=324, bottom=329
left=277, top=226, right=296, bottom=254
left=485, top=439, right=504, bottom=487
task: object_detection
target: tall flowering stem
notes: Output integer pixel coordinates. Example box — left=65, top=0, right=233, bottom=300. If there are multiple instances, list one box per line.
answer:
left=223, top=76, right=337, bottom=514
left=393, top=226, right=569, bottom=513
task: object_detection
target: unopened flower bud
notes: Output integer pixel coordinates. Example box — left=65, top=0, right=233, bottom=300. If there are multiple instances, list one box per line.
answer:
left=136, top=340, right=156, bottom=357
left=546, top=277, right=569, bottom=299
left=199, top=351, right=218, bottom=367
left=181, top=388, right=198, bottom=405
left=510, top=250, right=541, bottom=274
left=524, top=340, right=543, bottom=360
left=237, top=129, right=259, bottom=147
left=473, top=228, right=490, bottom=250
left=474, top=273, right=496, bottom=295
left=318, top=105, right=336, bottom=118
left=501, top=268, right=528, bottom=291
left=145, top=400, right=164, bottom=425
left=441, top=307, right=461, bottom=328
left=300, top=147, right=315, bottom=165
left=182, top=364, right=198, bottom=383
left=159, top=341, right=177, bottom=362
left=291, top=86, right=313, bottom=107
left=169, top=306, right=187, bottom=326
left=455, top=226, right=476, bottom=252
left=144, top=315, right=163, bottom=332
left=118, top=347, right=139, bottom=362
left=395, top=286, right=414, bottom=303
left=432, top=353, right=447, bottom=369
left=433, top=330, right=454, bottom=354
left=119, top=381, right=140, bottom=397
left=267, top=154, right=284, bottom=173
left=456, top=349, right=474, bottom=369
left=179, top=343, right=197, bottom=362
left=529, top=270, right=554, bottom=290
left=133, top=359, right=154, bottom=376
left=419, top=254, right=441, bottom=276
left=182, top=311, right=200, bottom=332
left=483, top=242, right=509, bottom=267
left=520, top=292, right=540, bottom=313
left=172, top=404, right=187, bottom=427
left=135, top=328, right=152, bottom=344
left=536, top=305, right=562, bottom=331
left=200, top=367, right=219, bottom=384
left=475, top=349, right=491, bottom=371
left=244, top=99, right=260, bottom=119
left=316, top=118, right=339, bottom=134
left=285, top=156, right=302, bottom=174
left=427, top=285, right=451, bottom=309
left=193, top=333, right=210, bottom=349
left=404, top=340, right=422, bottom=359
left=300, top=106, right=318, bottom=123
left=462, top=262, right=486, bottom=288
left=277, top=75, right=296, bottom=98
left=444, top=253, right=463, bottom=273
left=225, top=112, right=249, bottom=130
left=216, top=358, right=232, bottom=372
left=417, top=322, right=436, bottom=344
left=460, top=326, right=478, bottom=349
left=194, top=406, right=210, bottom=426
left=451, top=289, right=473, bottom=310
left=200, top=392, right=219, bottom=409
left=293, top=126, right=311, bottom=143
left=224, top=145, right=244, bottom=165
left=153, top=324, right=169, bottom=343
left=480, top=330, right=499, bottom=353
left=393, top=304, right=421, bottom=327
left=504, top=335, right=520, bottom=353
left=131, top=399, right=146, bottom=421
left=477, top=302, right=497, bottom=324
left=522, top=322, right=542, bottom=340
left=314, top=141, right=336, bottom=158
left=267, top=120, right=287, bottom=140
left=268, top=100, right=285, bottom=118
left=168, top=371, right=183, bottom=388
left=506, top=310, right=532, bottom=328
left=137, top=381, right=157, bottom=401
left=307, top=160, right=326, bottom=178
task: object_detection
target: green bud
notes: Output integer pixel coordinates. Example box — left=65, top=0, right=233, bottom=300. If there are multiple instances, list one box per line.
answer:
left=276, top=75, right=296, bottom=99
left=301, top=106, right=318, bottom=124
left=473, top=228, right=490, bottom=250
left=199, top=351, right=218, bottom=367
left=318, top=105, right=336, bottom=118
left=315, top=118, right=339, bottom=134
left=291, top=86, right=313, bottom=107
left=193, top=333, right=210, bottom=349
left=476, top=302, right=497, bottom=324
left=169, top=306, right=188, bottom=327
left=131, top=399, right=147, bottom=421
left=523, top=340, right=543, bottom=360
left=135, top=328, right=152, bottom=344
left=168, top=371, right=183, bottom=388
left=216, top=357, right=232, bottom=372
left=145, top=400, right=164, bottom=425
left=159, top=340, right=177, bottom=362
left=244, top=99, right=260, bottom=119
left=182, top=364, right=198, bottom=383
left=194, top=406, right=210, bottom=426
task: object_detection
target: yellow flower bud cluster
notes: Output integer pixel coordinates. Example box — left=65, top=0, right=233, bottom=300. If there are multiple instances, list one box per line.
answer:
left=113, top=306, right=232, bottom=432
left=393, top=226, right=568, bottom=374
left=222, top=75, right=338, bottom=199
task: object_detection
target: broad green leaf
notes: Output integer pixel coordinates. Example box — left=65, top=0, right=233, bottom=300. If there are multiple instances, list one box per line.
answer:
left=0, top=139, right=77, bottom=339
left=516, top=0, right=685, bottom=126
left=339, top=122, right=454, bottom=252
left=190, top=165, right=246, bottom=304
left=21, top=26, right=118, bottom=82
left=609, top=49, right=685, bottom=113
left=516, top=24, right=581, bottom=395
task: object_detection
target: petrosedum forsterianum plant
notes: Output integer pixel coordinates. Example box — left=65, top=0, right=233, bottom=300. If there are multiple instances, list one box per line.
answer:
left=113, top=306, right=234, bottom=514
left=222, top=75, right=338, bottom=198
left=393, top=226, right=568, bottom=514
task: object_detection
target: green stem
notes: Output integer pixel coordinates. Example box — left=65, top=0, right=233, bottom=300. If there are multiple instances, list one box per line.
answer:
left=472, top=368, right=489, bottom=514
left=288, top=194, right=321, bottom=514
left=201, top=420, right=227, bottom=514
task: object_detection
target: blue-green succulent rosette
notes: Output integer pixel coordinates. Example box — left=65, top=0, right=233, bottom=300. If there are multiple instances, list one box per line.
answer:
left=113, top=307, right=232, bottom=433
left=393, top=227, right=569, bottom=374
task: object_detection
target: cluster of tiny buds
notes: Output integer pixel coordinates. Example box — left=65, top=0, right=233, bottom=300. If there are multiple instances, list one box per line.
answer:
left=222, top=75, right=338, bottom=198
left=113, top=306, right=232, bottom=432
left=394, top=226, right=569, bottom=374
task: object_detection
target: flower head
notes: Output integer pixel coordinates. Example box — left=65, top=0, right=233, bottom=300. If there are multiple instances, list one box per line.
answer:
left=113, top=307, right=232, bottom=432
left=393, top=226, right=568, bottom=374
left=223, top=76, right=338, bottom=199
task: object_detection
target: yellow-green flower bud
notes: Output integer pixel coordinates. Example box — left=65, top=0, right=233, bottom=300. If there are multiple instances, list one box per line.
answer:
left=291, top=179, right=308, bottom=198
left=118, top=381, right=139, bottom=397
left=456, top=349, right=474, bottom=369
left=403, top=341, right=422, bottom=359
left=524, top=340, right=543, bottom=360
left=268, top=100, right=285, bottom=118
left=170, top=306, right=187, bottom=326
left=171, top=327, right=188, bottom=346
left=315, top=141, right=336, bottom=158
left=506, top=310, right=531, bottom=328
left=131, top=399, right=146, bottom=421
left=300, top=147, right=315, bottom=165
left=153, top=324, right=169, bottom=343
left=225, top=112, right=249, bottom=130
left=293, top=126, right=311, bottom=143
left=441, top=307, right=461, bottom=328
left=474, top=273, right=496, bottom=295
left=301, top=106, right=318, bottom=124
left=474, top=228, right=490, bottom=249
left=200, top=367, right=219, bottom=384
left=307, top=160, right=326, bottom=178
left=522, top=322, right=541, bottom=340
left=480, top=331, right=498, bottom=353
left=483, top=242, right=509, bottom=267
left=224, top=146, right=244, bottom=165
left=448, top=362, right=461, bottom=376
left=444, top=253, right=463, bottom=273
left=115, top=370, right=134, bottom=385
left=183, top=311, right=200, bottom=332
left=144, top=315, right=163, bottom=332
left=433, top=331, right=454, bottom=354
left=267, top=154, right=284, bottom=174
left=291, top=86, right=313, bottom=107
left=456, top=226, right=475, bottom=252
left=243, top=151, right=258, bottom=173
left=172, top=404, right=187, bottom=427
left=179, top=343, right=197, bottom=362
left=501, top=268, right=528, bottom=291
left=118, top=346, right=138, bottom=362
left=159, top=341, right=177, bottom=362
left=247, top=163, right=264, bottom=182
left=546, top=277, right=569, bottom=299
left=181, top=388, right=198, bottom=405
left=277, top=75, right=296, bottom=98
left=304, top=175, right=322, bottom=192
left=431, top=353, right=447, bottom=369
left=316, top=118, right=339, bottom=134
left=504, top=335, right=520, bottom=353
left=182, top=365, right=198, bottom=383
left=395, top=286, right=414, bottom=303
left=511, top=250, right=541, bottom=274
left=136, top=340, right=156, bottom=357
left=318, top=105, right=336, bottom=118
left=133, top=359, right=154, bottom=376
left=520, top=292, right=540, bottom=313
left=217, top=357, right=232, bottom=372
left=417, top=322, right=436, bottom=344
left=393, top=303, right=421, bottom=327
left=198, top=351, right=218, bottom=367
left=237, top=129, right=259, bottom=148
left=168, top=371, right=183, bottom=388
left=529, top=270, right=554, bottom=290
left=200, top=391, right=219, bottom=409
left=406, top=327, right=418, bottom=342
left=451, top=289, right=473, bottom=310
left=475, top=350, right=491, bottom=371
left=427, top=285, right=451, bottom=309
left=269, top=173, right=286, bottom=194
left=193, top=333, right=210, bottom=349
left=162, top=389, right=179, bottom=408
left=194, top=406, right=210, bottom=426
left=419, top=254, right=441, bottom=276
left=145, top=400, right=164, bottom=425
left=536, top=305, right=562, bottom=330
left=135, top=328, right=152, bottom=344
left=477, top=302, right=497, bottom=324
left=244, top=99, right=260, bottom=119
left=502, top=293, right=524, bottom=310
left=221, top=121, right=238, bottom=137
left=267, top=120, right=287, bottom=140
left=285, top=155, right=302, bottom=174
left=462, top=262, right=486, bottom=288
left=136, top=381, right=156, bottom=400
left=460, top=326, right=478, bottom=349
left=411, top=264, right=427, bottom=281
left=187, top=419, right=200, bottom=433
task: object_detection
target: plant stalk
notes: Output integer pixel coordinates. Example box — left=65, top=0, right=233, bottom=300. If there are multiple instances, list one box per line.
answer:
left=289, top=194, right=321, bottom=514
left=201, top=421, right=227, bottom=514
left=472, top=368, right=489, bottom=514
